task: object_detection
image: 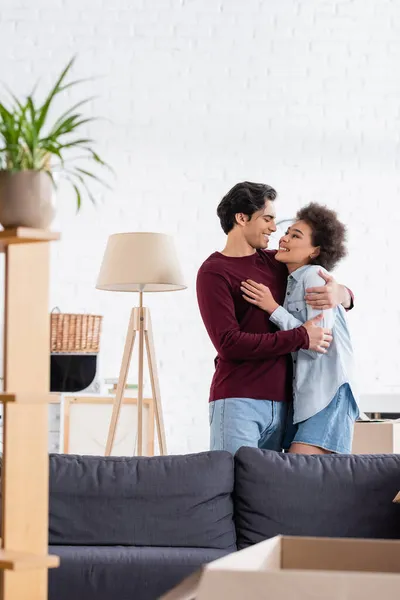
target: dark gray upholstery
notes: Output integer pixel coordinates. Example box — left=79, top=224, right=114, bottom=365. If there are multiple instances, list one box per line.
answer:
left=49, top=452, right=236, bottom=550
left=234, top=448, right=400, bottom=548
left=47, top=449, right=400, bottom=600
left=48, top=545, right=229, bottom=600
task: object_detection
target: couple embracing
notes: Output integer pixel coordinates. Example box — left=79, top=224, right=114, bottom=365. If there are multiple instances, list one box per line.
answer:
left=197, top=182, right=359, bottom=456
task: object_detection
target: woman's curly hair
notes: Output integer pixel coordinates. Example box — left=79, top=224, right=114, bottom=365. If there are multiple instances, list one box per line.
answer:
left=296, top=203, right=347, bottom=271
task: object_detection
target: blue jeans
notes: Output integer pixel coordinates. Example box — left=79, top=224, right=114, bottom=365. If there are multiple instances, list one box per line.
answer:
left=209, top=398, right=289, bottom=455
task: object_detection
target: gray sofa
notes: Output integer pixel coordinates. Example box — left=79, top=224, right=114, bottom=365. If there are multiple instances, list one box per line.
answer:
left=48, top=449, right=400, bottom=600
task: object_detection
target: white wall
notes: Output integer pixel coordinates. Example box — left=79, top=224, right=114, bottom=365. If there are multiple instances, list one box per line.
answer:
left=1, top=0, right=399, bottom=453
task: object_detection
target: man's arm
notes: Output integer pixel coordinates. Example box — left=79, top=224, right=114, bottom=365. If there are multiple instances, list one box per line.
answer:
left=269, top=307, right=325, bottom=359
left=197, top=269, right=311, bottom=361
left=305, top=270, right=354, bottom=310
left=339, top=286, right=353, bottom=310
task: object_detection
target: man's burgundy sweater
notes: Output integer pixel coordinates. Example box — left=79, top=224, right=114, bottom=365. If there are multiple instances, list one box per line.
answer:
left=196, top=249, right=309, bottom=403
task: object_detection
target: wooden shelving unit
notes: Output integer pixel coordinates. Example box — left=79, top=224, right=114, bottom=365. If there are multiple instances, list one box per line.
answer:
left=0, top=228, right=60, bottom=599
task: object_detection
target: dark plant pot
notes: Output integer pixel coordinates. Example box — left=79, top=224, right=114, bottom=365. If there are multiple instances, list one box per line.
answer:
left=0, top=170, right=55, bottom=229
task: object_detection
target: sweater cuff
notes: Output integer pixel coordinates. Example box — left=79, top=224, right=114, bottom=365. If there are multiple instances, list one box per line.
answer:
left=298, top=325, right=310, bottom=350
left=346, top=287, right=354, bottom=311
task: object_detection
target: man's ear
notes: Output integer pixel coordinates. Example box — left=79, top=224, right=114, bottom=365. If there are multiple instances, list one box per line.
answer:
left=235, top=213, right=249, bottom=227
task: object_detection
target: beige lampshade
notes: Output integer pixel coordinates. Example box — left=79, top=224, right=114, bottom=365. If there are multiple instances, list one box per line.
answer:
left=96, top=232, right=187, bottom=292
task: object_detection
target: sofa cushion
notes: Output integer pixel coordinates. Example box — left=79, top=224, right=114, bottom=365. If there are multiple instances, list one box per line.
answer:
left=49, top=451, right=236, bottom=549
left=48, top=545, right=230, bottom=600
left=234, top=448, right=400, bottom=549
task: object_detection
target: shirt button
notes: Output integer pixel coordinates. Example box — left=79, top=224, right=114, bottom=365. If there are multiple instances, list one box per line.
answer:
left=287, top=292, right=290, bottom=296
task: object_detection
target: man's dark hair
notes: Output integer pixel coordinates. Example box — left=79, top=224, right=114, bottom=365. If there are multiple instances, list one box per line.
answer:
left=296, top=203, right=347, bottom=271
left=217, top=182, right=277, bottom=234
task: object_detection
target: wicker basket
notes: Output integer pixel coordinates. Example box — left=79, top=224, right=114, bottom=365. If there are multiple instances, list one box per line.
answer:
left=50, top=309, right=103, bottom=354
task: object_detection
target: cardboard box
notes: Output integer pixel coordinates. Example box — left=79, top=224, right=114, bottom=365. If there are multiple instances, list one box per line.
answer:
left=352, top=419, right=400, bottom=454
left=160, top=536, right=400, bottom=600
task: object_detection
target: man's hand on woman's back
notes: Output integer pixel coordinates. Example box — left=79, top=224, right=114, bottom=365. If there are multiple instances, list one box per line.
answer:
left=305, top=270, right=352, bottom=310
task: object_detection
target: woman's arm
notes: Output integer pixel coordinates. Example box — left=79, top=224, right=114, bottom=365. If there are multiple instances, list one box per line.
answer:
left=241, top=274, right=334, bottom=358
left=271, top=270, right=336, bottom=359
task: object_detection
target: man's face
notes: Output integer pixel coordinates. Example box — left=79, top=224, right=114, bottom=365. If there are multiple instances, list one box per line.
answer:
left=241, top=200, right=277, bottom=249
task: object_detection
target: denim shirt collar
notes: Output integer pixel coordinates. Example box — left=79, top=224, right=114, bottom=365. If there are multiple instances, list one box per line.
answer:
left=288, top=265, right=311, bottom=282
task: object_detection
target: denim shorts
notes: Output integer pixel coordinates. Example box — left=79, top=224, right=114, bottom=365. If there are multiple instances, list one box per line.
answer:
left=284, top=383, right=359, bottom=454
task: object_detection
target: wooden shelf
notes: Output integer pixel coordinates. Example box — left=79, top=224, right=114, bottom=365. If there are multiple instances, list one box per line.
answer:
left=0, top=393, right=57, bottom=404
left=1, top=229, right=61, bottom=598
left=0, top=228, right=60, bottom=250
left=0, top=550, right=59, bottom=572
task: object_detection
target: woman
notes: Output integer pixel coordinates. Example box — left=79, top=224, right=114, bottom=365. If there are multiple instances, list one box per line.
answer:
left=241, top=202, right=359, bottom=454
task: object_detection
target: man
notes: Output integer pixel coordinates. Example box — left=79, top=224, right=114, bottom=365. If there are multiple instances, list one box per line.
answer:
left=196, top=182, right=353, bottom=455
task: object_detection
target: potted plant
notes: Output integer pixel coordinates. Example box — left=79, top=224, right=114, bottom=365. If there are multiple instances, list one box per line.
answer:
left=0, top=57, right=111, bottom=229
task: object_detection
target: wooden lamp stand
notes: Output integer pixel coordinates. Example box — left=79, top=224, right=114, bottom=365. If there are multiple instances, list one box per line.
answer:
left=105, top=292, right=166, bottom=456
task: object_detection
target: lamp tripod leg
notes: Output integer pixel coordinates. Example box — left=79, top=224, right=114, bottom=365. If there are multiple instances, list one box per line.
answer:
left=105, top=308, right=138, bottom=456
left=137, top=307, right=145, bottom=456
left=144, top=309, right=167, bottom=455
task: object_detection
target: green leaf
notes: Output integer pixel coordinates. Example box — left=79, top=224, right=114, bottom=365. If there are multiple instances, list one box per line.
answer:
left=26, top=96, right=37, bottom=125
left=35, top=57, right=76, bottom=134
left=80, top=180, right=97, bottom=205
left=73, top=183, right=82, bottom=211
left=85, top=148, right=106, bottom=165
left=58, top=76, right=95, bottom=93
left=47, top=116, right=97, bottom=141
left=3, top=85, right=26, bottom=114
left=23, top=96, right=39, bottom=158
left=57, top=138, right=94, bottom=149
left=46, top=97, right=97, bottom=137
left=41, top=141, right=63, bottom=165
left=64, top=169, right=98, bottom=206
left=15, top=98, right=29, bottom=141
left=74, top=166, right=111, bottom=189
left=0, top=100, right=13, bottom=120
left=74, top=146, right=114, bottom=173
left=45, top=170, right=58, bottom=190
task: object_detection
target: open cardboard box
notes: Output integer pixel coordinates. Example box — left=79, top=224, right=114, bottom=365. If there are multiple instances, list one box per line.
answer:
left=160, top=536, right=400, bottom=600
left=352, top=417, right=400, bottom=454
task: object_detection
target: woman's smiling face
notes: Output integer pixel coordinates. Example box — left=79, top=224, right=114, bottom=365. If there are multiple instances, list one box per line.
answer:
left=275, top=219, right=320, bottom=271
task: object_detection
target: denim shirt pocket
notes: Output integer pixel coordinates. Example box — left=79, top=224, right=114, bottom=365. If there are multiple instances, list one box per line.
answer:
left=287, top=299, right=306, bottom=319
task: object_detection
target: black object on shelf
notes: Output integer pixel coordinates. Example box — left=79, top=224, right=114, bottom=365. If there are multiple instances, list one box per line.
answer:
left=50, top=354, right=97, bottom=393
left=365, top=413, right=400, bottom=420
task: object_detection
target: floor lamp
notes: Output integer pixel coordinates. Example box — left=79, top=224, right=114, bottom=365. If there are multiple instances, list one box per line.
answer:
left=96, top=232, right=186, bottom=456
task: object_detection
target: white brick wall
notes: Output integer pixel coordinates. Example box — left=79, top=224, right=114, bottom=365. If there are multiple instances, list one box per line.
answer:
left=1, top=0, right=399, bottom=454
